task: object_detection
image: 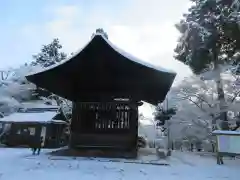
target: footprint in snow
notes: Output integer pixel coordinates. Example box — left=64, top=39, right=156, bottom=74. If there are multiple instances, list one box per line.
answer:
left=140, top=170, right=147, bottom=175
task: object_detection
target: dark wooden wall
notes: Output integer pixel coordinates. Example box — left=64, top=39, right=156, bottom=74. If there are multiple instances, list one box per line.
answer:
left=70, top=101, right=138, bottom=152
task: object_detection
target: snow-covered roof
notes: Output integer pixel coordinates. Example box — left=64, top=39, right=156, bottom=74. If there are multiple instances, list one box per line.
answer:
left=212, top=130, right=240, bottom=135
left=0, top=112, right=66, bottom=124
left=27, top=33, right=176, bottom=76
left=20, top=101, right=59, bottom=109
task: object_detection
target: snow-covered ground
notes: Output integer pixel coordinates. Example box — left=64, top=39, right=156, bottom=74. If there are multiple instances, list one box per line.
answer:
left=0, top=148, right=239, bottom=180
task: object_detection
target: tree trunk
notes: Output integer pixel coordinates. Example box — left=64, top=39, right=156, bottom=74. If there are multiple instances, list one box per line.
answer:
left=213, top=63, right=228, bottom=130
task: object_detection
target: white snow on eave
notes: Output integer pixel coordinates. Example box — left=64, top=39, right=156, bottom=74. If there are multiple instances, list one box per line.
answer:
left=212, top=130, right=240, bottom=135
left=27, top=33, right=176, bottom=76
left=51, top=119, right=68, bottom=124
left=0, top=112, right=65, bottom=123
left=97, top=33, right=176, bottom=74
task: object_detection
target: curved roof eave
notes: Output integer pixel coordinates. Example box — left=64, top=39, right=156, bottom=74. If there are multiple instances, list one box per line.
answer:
left=26, top=33, right=176, bottom=77
left=100, top=33, right=176, bottom=75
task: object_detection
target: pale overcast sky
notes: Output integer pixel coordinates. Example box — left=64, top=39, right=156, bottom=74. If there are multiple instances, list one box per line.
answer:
left=0, top=0, right=192, bottom=81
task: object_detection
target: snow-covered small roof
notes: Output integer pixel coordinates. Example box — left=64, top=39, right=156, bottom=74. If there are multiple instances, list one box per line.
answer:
left=27, top=33, right=176, bottom=76
left=0, top=112, right=66, bottom=124
left=21, top=101, right=59, bottom=109
left=19, top=101, right=59, bottom=113
left=212, top=130, right=240, bottom=135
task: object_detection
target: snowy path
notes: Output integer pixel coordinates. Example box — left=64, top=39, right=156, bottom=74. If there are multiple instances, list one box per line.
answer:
left=0, top=148, right=239, bottom=180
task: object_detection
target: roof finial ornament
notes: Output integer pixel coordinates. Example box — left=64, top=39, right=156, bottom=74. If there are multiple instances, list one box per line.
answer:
left=92, top=28, right=108, bottom=39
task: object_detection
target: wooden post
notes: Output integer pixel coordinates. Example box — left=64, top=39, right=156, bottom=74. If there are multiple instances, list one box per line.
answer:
left=216, top=135, right=224, bottom=165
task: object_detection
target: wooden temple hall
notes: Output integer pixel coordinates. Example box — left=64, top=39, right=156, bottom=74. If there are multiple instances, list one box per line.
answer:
left=26, top=32, right=176, bottom=157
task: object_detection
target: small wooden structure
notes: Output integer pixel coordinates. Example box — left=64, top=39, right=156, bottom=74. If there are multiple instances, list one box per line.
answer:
left=26, top=33, right=176, bottom=157
left=212, top=130, right=240, bottom=165
left=0, top=112, right=68, bottom=148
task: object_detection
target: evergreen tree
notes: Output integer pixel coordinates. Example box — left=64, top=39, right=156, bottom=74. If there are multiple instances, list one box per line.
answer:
left=32, top=38, right=67, bottom=67
left=154, top=105, right=177, bottom=131
left=174, top=0, right=240, bottom=130
left=31, top=38, right=67, bottom=98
